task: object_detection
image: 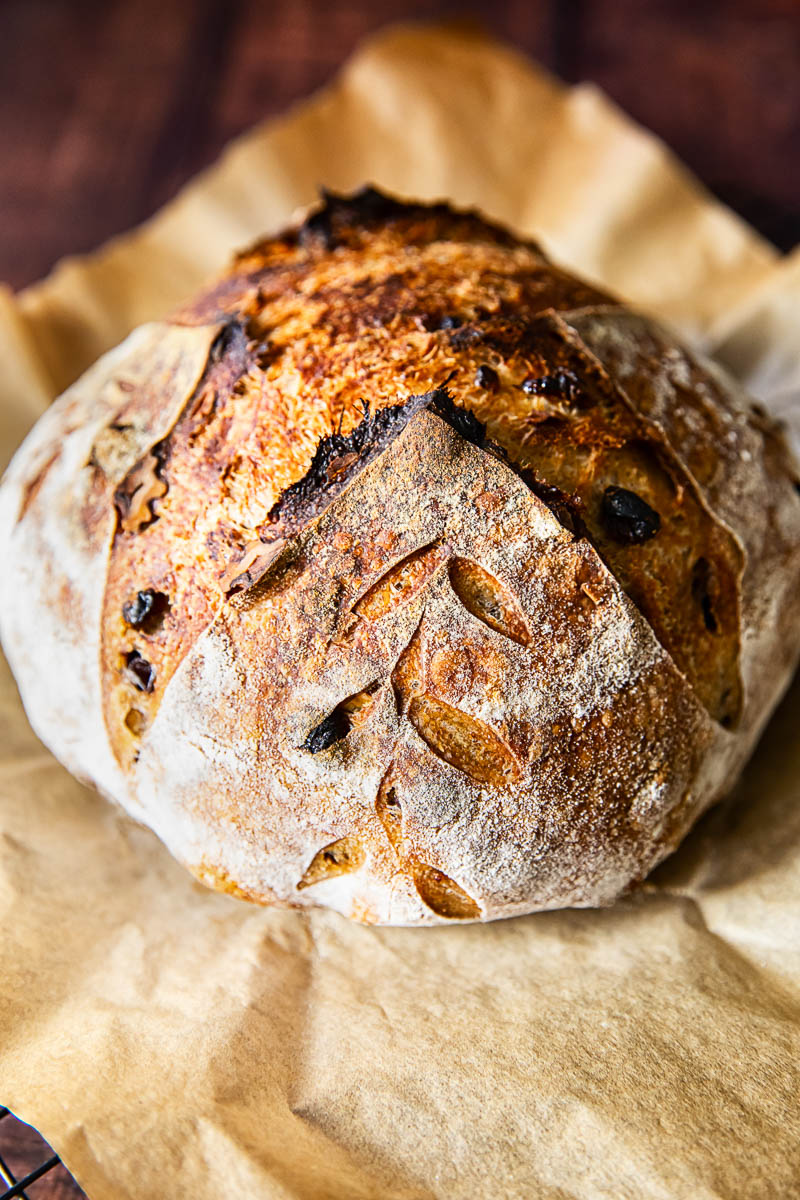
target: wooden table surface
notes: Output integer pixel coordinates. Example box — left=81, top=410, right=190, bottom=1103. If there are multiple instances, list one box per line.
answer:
left=1, top=0, right=798, bottom=294
left=0, top=1, right=797, bottom=1197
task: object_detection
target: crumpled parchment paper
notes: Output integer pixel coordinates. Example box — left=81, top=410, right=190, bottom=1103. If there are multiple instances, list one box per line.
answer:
left=1, top=23, right=799, bottom=1200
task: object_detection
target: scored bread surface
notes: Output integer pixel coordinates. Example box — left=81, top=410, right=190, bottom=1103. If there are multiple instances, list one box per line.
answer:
left=1, top=188, right=799, bottom=924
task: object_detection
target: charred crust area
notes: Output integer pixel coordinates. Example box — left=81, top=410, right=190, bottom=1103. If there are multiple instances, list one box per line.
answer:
left=264, top=393, right=433, bottom=533
left=263, top=387, right=490, bottom=541
left=296, top=185, right=534, bottom=255
left=428, top=389, right=489, bottom=446
left=298, top=186, right=410, bottom=249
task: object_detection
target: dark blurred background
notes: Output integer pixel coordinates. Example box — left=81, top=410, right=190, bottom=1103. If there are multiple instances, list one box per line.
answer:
left=0, top=0, right=798, bottom=291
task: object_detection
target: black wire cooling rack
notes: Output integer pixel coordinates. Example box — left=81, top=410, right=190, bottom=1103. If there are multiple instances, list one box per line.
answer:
left=0, top=1108, right=84, bottom=1199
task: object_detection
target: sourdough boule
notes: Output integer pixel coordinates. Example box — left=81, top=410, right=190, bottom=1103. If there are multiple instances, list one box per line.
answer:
left=2, top=188, right=799, bottom=924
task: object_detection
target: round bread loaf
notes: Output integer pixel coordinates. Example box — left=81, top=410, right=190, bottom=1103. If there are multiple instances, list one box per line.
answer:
left=2, top=188, right=799, bottom=924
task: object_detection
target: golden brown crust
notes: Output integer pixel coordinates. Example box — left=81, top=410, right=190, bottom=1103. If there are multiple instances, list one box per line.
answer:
left=3, top=188, right=800, bottom=924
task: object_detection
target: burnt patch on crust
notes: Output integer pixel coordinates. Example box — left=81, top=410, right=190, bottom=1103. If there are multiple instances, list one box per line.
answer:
left=263, top=387, right=490, bottom=540
left=265, top=395, right=428, bottom=531
left=262, top=371, right=586, bottom=582
left=429, top=389, right=489, bottom=447
left=297, top=185, right=530, bottom=255
left=299, top=186, right=409, bottom=249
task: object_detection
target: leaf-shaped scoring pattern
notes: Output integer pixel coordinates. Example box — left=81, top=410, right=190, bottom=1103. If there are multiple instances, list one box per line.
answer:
left=448, top=557, right=531, bottom=646
left=391, top=618, right=426, bottom=715
left=299, top=546, right=527, bottom=913
left=407, top=694, right=521, bottom=786
left=411, top=860, right=481, bottom=920
left=303, top=682, right=381, bottom=753
left=296, top=835, right=366, bottom=889
left=374, top=771, right=482, bottom=919
left=352, top=541, right=448, bottom=621
left=375, top=773, right=404, bottom=851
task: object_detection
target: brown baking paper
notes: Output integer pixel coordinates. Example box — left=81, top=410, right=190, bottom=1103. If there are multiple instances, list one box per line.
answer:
left=2, top=24, right=799, bottom=1200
